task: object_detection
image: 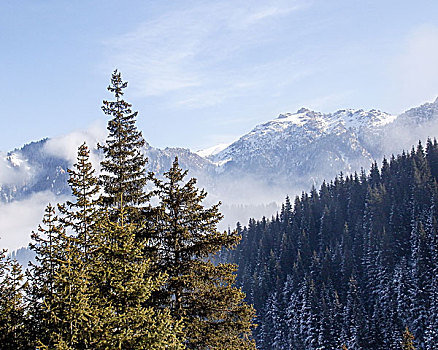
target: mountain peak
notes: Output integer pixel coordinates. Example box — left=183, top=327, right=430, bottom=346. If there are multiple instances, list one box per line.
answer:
left=271, top=107, right=395, bottom=132
left=332, top=108, right=397, bottom=128
left=296, top=107, right=312, bottom=114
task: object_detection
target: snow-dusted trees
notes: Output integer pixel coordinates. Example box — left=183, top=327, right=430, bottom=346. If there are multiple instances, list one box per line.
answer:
left=229, top=140, right=438, bottom=349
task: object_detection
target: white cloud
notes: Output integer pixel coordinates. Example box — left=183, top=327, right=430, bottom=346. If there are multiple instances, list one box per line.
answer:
left=43, top=120, right=106, bottom=170
left=102, top=0, right=308, bottom=105
left=0, top=191, right=70, bottom=252
left=390, top=24, right=438, bottom=110
left=239, top=5, right=302, bottom=27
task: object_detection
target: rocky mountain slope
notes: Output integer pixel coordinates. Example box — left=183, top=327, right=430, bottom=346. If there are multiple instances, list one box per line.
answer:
left=3, top=98, right=438, bottom=205
left=2, top=97, right=438, bottom=251
left=207, top=107, right=397, bottom=190
left=0, top=140, right=215, bottom=203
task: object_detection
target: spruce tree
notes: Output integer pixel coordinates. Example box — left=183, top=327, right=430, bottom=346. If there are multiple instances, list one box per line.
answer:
left=342, top=276, right=365, bottom=349
left=259, top=292, right=280, bottom=349
left=41, top=231, right=94, bottom=350
left=58, top=142, right=99, bottom=259
left=88, top=209, right=183, bottom=349
left=150, top=157, right=256, bottom=349
left=0, top=251, right=29, bottom=349
left=91, top=70, right=182, bottom=348
left=27, top=203, right=64, bottom=348
left=42, top=142, right=100, bottom=349
left=98, top=70, right=148, bottom=212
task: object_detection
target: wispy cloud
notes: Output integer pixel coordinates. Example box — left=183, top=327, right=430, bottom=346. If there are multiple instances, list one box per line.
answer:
left=103, top=0, right=309, bottom=106
left=43, top=121, right=106, bottom=170
left=235, top=4, right=304, bottom=28
left=0, top=191, right=69, bottom=252
left=390, top=24, right=438, bottom=111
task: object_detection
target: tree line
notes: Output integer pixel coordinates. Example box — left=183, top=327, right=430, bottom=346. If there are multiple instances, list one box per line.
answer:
left=0, top=71, right=256, bottom=349
left=225, top=139, right=438, bottom=349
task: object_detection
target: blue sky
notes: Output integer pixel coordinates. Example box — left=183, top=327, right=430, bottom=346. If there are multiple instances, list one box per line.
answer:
left=1, top=0, right=438, bottom=152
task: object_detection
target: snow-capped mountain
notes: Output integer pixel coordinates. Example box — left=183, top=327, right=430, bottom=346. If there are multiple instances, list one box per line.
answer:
left=0, top=140, right=215, bottom=204
left=207, top=107, right=398, bottom=191
left=196, top=143, right=231, bottom=158
left=2, top=97, right=438, bottom=251
left=3, top=98, right=438, bottom=205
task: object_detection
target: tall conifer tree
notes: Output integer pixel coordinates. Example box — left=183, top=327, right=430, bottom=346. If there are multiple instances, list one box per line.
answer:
left=58, top=142, right=99, bottom=259
left=0, top=251, right=29, bottom=349
left=27, top=204, right=65, bottom=348
left=40, top=142, right=100, bottom=349
left=98, top=70, right=148, bottom=212
left=150, top=157, right=256, bottom=349
left=88, top=209, right=183, bottom=349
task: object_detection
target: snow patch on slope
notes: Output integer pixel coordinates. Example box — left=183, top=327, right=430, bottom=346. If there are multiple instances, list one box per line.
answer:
left=212, top=107, right=397, bottom=164
left=195, top=143, right=231, bottom=158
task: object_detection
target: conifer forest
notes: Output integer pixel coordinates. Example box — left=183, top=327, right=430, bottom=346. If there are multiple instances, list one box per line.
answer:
left=1, top=71, right=438, bottom=350
left=0, top=71, right=255, bottom=349
left=224, top=141, right=438, bottom=349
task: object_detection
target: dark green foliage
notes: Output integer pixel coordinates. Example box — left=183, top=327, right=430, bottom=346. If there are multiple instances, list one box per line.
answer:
left=0, top=250, right=29, bottom=349
left=0, top=71, right=256, bottom=349
left=149, top=157, right=256, bottom=349
left=228, top=138, right=438, bottom=349
left=58, top=142, right=99, bottom=259
left=40, top=231, right=93, bottom=350
left=98, top=70, right=148, bottom=210
left=27, top=203, right=64, bottom=347
left=87, top=210, right=184, bottom=349
left=28, top=203, right=95, bottom=349
left=48, top=143, right=98, bottom=348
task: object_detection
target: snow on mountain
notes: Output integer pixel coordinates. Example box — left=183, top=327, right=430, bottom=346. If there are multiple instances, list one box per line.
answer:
left=207, top=107, right=398, bottom=192
left=2, top=97, right=438, bottom=251
left=397, top=96, right=438, bottom=125
left=7, top=153, right=27, bottom=167
left=215, top=107, right=396, bottom=161
left=247, top=107, right=396, bottom=137
left=195, top=143, right=231, bottom=158
left=377, top=97, right=438, bottom=156
left=214, top=107, right=396, bottom=163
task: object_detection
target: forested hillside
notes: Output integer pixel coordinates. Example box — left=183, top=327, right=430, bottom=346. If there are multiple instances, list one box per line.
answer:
left=227, top=139, right=438, bottom=349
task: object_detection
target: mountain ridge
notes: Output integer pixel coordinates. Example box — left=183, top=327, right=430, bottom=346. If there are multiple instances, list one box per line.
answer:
left=3, top=97, right=438, bottom=204
left=2, top=97, right=438, bottom=250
